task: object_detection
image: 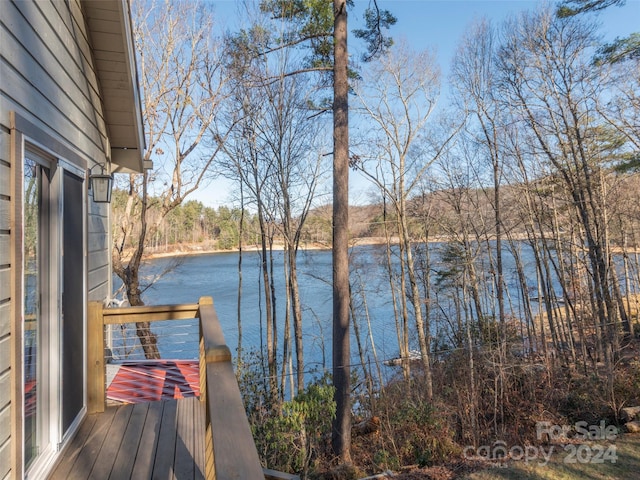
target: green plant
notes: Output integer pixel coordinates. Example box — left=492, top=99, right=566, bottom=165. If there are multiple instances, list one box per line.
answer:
left=241, top=368, right=336, bottom=475
left=372, top=448, right=400, bottom=471
left=372, top=380, right=460, bottom=469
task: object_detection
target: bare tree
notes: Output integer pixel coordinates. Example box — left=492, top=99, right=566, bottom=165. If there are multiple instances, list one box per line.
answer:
left=220, top=79, right=280, bottom=398
left=451, top=19, right=508, bottom=338
left=264, top=79, right=328, bottom=396
left=353, top=41, right=458, bottom=400
left=597, top=57, right=640, bottom=170
left=495, top=7, right=626, bottom=368
left=112, top=0, right=230, bottom=358
left=223, top=61, right=328, bottom=398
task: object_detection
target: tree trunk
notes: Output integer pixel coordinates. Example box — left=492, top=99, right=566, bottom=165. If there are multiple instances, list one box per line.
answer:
left=350, top=286, right=373, bottom=399
left=332, top=0, right=351, bottom=463
left=382, top=202, right=408, bottom=380
left=237, top=184, right=244, bottom=363
left=401, top=212, right=433, bottom=401
left=256, top=199, right=278, bottom=403
left=113, top=171, right=160, bottom=360
left=288, top=247, right=305, bottom=395
left=281, top=260, right=292, bottom=401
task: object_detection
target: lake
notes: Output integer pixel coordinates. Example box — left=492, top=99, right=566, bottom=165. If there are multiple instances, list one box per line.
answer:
left=108, top=243, right=555, bottom=382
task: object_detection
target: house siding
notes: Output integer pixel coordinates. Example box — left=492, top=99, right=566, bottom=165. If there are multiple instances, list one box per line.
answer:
left=1, top=0, right=113, bottom=290
left=0, top=0, right=117, bottom=477
left=1, top=124, right=13, bottom=480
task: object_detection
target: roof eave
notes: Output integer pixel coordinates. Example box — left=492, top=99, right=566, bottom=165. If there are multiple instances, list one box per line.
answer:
left=84, top=0, right=146, bottom=174
left=112, top=0, right=145, bottom=173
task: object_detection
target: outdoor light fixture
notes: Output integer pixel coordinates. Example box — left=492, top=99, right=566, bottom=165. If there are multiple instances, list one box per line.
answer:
left=89, top=163, right=113, bottom=203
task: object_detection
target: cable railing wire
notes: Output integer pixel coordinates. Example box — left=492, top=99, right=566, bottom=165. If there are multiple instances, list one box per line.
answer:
left=105, top=319, right=200, bottom=404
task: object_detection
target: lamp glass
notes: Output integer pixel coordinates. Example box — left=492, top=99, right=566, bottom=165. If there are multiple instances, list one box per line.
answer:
left=90, top=174, right=113, bottom=203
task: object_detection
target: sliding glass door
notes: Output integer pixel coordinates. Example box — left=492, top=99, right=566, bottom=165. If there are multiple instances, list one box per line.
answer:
left=23, top=147, right=87, bottom=477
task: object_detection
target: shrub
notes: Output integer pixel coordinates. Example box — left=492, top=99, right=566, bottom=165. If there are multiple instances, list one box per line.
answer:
left=369, top=378, right=460, bottom=470
left=242, top=368, right=336, bottom=475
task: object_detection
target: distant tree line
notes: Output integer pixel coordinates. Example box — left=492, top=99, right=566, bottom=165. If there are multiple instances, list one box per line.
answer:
left=111, top=193, right=263, bottom=251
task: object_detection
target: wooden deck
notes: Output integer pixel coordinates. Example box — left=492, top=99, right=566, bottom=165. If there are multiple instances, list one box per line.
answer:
left=49, top=397, right=205, bottom=480
left=69, top=298, right=275, bottom=480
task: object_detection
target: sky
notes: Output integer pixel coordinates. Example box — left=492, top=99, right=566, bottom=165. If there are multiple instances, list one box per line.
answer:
left=191, top=0, right=640, bottom=209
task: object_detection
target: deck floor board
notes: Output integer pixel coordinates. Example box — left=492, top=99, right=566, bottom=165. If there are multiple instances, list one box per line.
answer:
left=110, top=402, right=149, bottom=479
left=69, top=405, right=117, bottom=478
left=174, top=394, right=195, bottom=479
left=49, top=413, right=98, bottom=480
left=49, top=398, right=205, bottom=480
left=91, top=403, right=133, bottom=479
left=131, top=400, right=164, bottom=480
left=153, top=399, right=178, bottom=479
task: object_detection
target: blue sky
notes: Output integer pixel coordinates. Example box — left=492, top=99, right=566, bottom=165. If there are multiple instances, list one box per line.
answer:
left=375, top=1, right=639, bottom=52
left=193, top=0, right=640, bottom=208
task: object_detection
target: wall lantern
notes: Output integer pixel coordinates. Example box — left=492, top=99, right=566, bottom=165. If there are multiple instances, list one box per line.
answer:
left=89, top=163, right=113, bottom=203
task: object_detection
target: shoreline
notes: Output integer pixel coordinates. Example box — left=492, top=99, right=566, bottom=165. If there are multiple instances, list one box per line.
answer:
left=137, top=236, right=640, bottom=261
left=141, top=241, right=328, bottom=260
left=138, top=237, right=395, bottom=261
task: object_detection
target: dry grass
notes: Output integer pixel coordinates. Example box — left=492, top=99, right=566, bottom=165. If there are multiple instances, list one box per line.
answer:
left=355, top=434, right=640, bottom=479
left=459, top=433, right=640, bottom=480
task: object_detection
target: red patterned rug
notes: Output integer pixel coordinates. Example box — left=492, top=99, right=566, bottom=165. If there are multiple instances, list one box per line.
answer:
left=107, top=360, right=200, bottom=404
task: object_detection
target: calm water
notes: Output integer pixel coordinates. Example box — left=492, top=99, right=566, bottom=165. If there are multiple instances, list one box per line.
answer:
left=109, top=243, right=559, bottom=379
left=110, top=246, right=415, bottom=375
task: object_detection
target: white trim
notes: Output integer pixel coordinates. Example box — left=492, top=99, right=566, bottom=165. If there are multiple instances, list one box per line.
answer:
left=11, top=125, right=26, bottom=480
left=58, top=406, right=86, bottom=451
left=11, top=113, right=88, bottom=172
left=50, top=160, right=63, bottom=449
left=58, top=158, right=86, bottom=179
left=24, top=443, right=57, bottom=480
left=82, top=173, right=88, bottom=419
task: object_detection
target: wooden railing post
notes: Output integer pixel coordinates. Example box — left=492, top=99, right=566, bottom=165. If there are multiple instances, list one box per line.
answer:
left=198, top=296, right=213, bottom=408
left=198, top=297, right=215, bottom=479
left=87, top=301, right=105, bottom=413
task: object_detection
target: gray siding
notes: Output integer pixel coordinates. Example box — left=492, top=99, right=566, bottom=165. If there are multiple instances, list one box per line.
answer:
left=0, top=124, right=12, bottom=480
left=88, top=202, right=111, bottom=300
left=1, top=0, right=107, bottom=154
left=1, top=0, right=113, bottom=291
left=0, top=1, right=115, bottom=477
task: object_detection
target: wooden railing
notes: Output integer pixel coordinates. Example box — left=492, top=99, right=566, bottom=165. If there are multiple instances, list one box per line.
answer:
left=86, top=296, right=266, bottom=480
